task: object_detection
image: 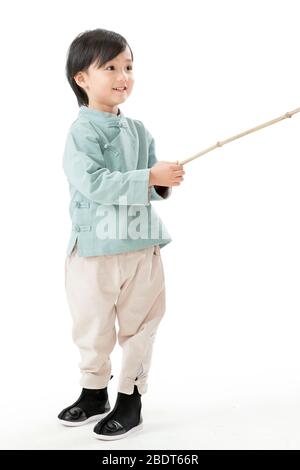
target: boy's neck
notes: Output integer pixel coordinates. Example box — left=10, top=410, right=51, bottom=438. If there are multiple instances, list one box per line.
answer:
left=88, top=103, right=120, bottom=115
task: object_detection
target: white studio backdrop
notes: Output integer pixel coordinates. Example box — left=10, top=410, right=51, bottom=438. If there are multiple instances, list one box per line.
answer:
left=0, top=0, right=299, bottom=450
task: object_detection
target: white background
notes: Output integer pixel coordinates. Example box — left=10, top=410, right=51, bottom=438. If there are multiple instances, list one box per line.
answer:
left=0, top=0, right=300, bottom=450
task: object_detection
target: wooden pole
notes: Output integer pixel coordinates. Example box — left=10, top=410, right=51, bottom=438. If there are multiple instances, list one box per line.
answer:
left=179, top=107, right=300, bottom=166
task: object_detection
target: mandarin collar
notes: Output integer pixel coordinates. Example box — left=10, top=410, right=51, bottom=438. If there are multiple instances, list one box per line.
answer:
left=78, top=105, right=128, bottom=128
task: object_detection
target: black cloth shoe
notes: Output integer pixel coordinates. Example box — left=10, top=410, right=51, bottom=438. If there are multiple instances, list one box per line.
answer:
left=93, top=384, right=143, bottom=440
left=57, top=375, right=113, bottom=426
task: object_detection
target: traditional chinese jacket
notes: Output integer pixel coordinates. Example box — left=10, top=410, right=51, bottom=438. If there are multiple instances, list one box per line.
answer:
left=62, top=105, right=172, bottom=256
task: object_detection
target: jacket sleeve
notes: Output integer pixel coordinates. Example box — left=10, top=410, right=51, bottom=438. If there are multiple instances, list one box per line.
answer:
left=62, top=121, right=151, bottom=206
left=147, top=130, right=172, bottom=201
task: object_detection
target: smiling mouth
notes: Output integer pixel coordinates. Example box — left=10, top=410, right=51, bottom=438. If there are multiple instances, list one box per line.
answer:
left=112, top=87, right=127, bottom=93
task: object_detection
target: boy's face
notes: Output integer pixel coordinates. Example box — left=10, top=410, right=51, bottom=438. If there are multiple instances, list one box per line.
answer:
left=74, top=46, right=134, bottom=114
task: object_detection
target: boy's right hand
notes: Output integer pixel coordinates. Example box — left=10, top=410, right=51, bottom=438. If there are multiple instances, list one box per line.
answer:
left=149, top=160, right=185, bottom=187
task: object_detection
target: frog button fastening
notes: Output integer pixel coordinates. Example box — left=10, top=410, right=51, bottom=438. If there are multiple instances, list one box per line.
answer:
left=103, top=142, right=119, bottom=157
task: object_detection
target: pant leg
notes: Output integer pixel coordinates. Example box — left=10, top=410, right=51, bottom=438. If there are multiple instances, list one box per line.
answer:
left=115, top=244, right=166, bottom=395
left=64, top=240, right=120, bottom=389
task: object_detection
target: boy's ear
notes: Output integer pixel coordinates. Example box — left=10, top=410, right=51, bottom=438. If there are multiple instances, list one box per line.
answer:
left=74, top=71, right=86, bottom=89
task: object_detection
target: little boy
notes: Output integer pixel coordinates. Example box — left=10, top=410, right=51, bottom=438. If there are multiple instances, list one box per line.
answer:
left=58, top=28, right=184, bottom=440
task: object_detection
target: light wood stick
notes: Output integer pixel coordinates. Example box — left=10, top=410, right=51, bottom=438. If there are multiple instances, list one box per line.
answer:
left=179, top=107, right=300, bottom=166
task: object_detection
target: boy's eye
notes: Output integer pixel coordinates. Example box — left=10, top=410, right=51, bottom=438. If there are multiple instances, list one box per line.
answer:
left=106, top=66, right=132, bottom=71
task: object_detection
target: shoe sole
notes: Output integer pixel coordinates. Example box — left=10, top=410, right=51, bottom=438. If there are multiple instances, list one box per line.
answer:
left=92, top=422, right=143, bottom=440
left=58, top=410, right=111, bottom=427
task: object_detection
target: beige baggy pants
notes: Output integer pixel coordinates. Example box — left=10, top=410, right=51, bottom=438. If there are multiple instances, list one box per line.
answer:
left=64, top=241, right=166, bottom=395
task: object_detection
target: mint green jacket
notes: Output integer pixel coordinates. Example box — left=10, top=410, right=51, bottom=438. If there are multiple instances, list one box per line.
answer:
left=62, top=106, right=172, bottom=257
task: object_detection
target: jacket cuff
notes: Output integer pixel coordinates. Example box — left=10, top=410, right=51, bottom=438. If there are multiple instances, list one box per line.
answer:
left=119, top=168, right=152, bottom=206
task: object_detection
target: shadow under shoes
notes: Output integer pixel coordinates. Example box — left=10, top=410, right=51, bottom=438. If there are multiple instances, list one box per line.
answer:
left=93, top=384, right=143, bottom=440
left=57, top=375, right=113, bottom=426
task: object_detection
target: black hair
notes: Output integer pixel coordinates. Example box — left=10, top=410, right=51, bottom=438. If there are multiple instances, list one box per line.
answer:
left=65, top=28, right=133, bottom=107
